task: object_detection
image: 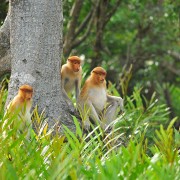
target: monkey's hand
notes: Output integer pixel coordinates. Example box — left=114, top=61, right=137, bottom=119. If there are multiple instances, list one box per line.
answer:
left=107, top=95, right=124, bottom=111
left=116, top=97, right=124, bottom=111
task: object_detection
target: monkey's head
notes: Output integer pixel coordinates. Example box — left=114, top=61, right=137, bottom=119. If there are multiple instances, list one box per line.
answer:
left=19, top=84, right=33, bottom=100
left=68, top=56, right=81, bottom=72
left=91, top=67, right=107, bottom=84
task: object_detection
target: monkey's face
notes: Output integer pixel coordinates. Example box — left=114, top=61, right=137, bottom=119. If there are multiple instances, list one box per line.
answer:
left=92, top=67, right=107, bottom=84
left=95, top=73, right=106, bottom=84
left=98, top=73, right=106, bottom=83
left=25, top=92, right=33, bottom=100
left=70, top=60, right=81, bottom=72
left=19, top=85, right=33, bottom=101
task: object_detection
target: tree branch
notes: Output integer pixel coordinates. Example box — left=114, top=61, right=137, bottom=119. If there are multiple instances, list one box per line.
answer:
left=63, top=0, right=83, bottom=56
left=168, top=50, right=180, bottom=61
left=105, top=0, right=122, bottom=26
left=162, top=61, right=180, bottom=76
left=71, top=16, right=94, bottom=48
left=68, top=0, right=83, bottom=37
left=74, top=7, right=93, bottom=39
left=71, top=1, right=99, bottom=48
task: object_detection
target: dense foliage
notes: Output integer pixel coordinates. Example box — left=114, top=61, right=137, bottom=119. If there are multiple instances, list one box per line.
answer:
left=0, top=79, right=179, bottom=179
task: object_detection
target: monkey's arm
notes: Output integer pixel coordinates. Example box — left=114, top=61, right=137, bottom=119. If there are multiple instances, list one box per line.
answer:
left=6, top=97, right=22, bottom=113
left=61, top=66, right=72, bottom=102
left=61, top=78, right=72, bottom=101
left=62, top=87, right=71, bottom=102
left=78, top=100, right=103, bottom=129
left=107, top=95, right=124, bottom=111
left=75, top=79, right=81, bottom=101
left=86, top=100, right=105, bottom=128
left=88, top=102, right=101, bottom=122
left=75, top=68, right=82, bottom=101
left=61, top=78, right=75, bottom=113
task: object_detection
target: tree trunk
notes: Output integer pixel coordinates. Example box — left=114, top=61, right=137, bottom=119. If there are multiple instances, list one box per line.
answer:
left=0, top=13, right=11, bottom=77
left=7, top=0, right=75, bottom=133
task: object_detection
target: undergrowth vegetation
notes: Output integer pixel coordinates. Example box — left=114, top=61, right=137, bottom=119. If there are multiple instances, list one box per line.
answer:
left=0, top=81, right=179, bottom=179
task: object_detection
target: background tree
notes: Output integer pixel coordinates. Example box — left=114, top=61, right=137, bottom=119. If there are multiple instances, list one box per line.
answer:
left=0, top=0, right=10, bottom=79
left=2, top=0, right=75, bottom=132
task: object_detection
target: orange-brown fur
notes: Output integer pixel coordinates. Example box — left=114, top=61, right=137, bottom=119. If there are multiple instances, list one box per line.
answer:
left=79, top=67, right=106, bottom=100
left=61, top=56, right=82, bottom=103
left=78, top=67, right=123, bottom=130
left=6, top=84, right=33, bottom=138
left=8, top=85, right=33, bottom=112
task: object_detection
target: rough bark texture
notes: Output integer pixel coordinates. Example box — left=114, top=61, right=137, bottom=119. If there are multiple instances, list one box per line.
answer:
left=0, top=13, right=11, bottom=77
left=7, top=0, right=75, bottom=133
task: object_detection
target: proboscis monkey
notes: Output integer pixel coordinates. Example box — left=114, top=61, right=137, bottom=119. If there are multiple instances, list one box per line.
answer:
left=61, top=56, right=82, bottom=106
left=78, top=67, right=123, bottom=130
left=5, top=84, right=33, bottom=138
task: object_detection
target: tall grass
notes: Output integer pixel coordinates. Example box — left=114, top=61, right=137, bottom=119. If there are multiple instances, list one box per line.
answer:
left=0, top=84, right=179, bottom=179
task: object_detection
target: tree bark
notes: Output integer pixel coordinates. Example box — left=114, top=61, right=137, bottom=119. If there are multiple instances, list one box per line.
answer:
left=7, top=0, right=75, bottom=133
left=0, top=13, right=11, bottom=77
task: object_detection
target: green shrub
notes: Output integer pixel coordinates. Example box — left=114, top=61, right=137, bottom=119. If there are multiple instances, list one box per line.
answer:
left=0, top=83, right=179, bottom=179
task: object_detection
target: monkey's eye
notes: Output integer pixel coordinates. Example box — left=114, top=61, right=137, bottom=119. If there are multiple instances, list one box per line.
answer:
left=98, top=73, right=106, bottom=76
left=93, top=70, right=106, bottom=76
left=73, top=61, right=80, bottom=65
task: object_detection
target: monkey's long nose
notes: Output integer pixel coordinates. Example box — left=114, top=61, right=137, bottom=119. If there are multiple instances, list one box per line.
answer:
left=75, top=67, right=80, bottom=72
left=100, top=77, right=105, bottom=82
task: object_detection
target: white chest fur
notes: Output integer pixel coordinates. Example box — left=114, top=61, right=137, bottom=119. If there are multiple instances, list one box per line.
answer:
left=19, top=103, right=32, bottom=125
left=88, top=87, right=107, bottom=112
left=24, top=107, right=31, bottom=124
